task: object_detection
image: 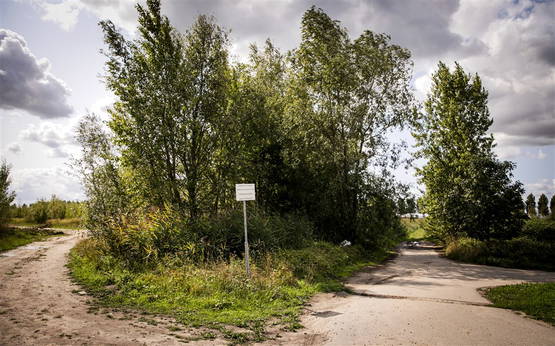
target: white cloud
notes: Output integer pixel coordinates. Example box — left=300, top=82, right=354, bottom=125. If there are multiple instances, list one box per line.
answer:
left=35, top=0, right=142, bottom=33
left=525, top=178, right=555, bottom=198
left=20, top=122, right=78, bottom=158
left=7, top=143, right=21, bottom=154
left=0, top=29, right=73, bottom=118
left=11, top=166, right=84, bottom=204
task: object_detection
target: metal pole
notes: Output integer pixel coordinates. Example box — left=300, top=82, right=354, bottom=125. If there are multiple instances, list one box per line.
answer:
left=243, top=200, right=251, bottom=278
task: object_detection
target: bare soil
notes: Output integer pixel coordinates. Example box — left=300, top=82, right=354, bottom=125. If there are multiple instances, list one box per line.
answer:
left=0, top=231, right=225, bottom=345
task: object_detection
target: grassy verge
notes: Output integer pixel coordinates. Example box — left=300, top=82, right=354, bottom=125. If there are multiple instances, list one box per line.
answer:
left=9, top=217, right=83, bottom=230
left=483, top=282, right=555, bottom=325
left=68, top=239, right=395, bottom=342
left=0, top=227, right=65, bottom=252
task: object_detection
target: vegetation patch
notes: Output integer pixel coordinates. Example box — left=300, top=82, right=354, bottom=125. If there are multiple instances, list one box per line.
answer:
left=0, top=227, right=64, bottom=252
left=9, top=217, right=83, bottom=230
left=401, top=218, right=429, bottom=241
left=483, top=282, right=555, bottom=325
left=445, top=218, right=555, bottom=271
left=68, top=238, right=394, bottom=342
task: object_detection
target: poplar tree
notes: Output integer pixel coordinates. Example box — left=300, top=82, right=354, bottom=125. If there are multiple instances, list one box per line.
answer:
left=525, top=193, right=537, bottom=217
left=537, top=193, right=549, bottom=217
left=414, top=62, right=525, bottom=240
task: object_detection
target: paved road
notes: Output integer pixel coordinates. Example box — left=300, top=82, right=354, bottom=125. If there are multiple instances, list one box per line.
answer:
left=269, top=243, right=555, bottom=346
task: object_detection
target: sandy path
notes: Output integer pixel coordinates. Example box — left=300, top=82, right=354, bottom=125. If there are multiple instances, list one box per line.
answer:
left=266, top=244, right=555, bottom=346
left=0, top=231, right=224, bottom=345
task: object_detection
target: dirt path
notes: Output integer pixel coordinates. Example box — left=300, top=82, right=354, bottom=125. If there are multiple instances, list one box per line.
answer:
left=0, top=231, right=224, bottom=345
left=265, top=243, right=555, bottom=346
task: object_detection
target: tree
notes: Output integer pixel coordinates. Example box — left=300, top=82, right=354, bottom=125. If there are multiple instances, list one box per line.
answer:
left=537, top=193, right=549, bottom=217
left=0, top=161, right=16, bottom=227
left=525, top=193, right=537, bottom=217
left=550, top=195, right=555, bottom=218
left=285, top=7, right=414, bottom=242
left=101, top=0, right=230, bottom=222
left=413, top=62, right=525, bottom=241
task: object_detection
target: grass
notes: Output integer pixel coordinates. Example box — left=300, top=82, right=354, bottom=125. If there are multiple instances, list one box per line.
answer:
left=483, top=282, right=555, bottom=325
left=0, top=227, right=65, bottom=252
left=401, top=218, right=428, bottom=240
left=68, top=239, right=395, bottom=342
left=9, top=217, right=83, bottom=230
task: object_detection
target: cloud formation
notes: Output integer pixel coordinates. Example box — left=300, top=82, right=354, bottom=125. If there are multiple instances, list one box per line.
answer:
left=0, top=29, right=73, bottom=118
left=34, top=0, right=554, bottom=150
left=20, top=122, right=77, bottom=158
left=11, top=166, right=84, bottom=204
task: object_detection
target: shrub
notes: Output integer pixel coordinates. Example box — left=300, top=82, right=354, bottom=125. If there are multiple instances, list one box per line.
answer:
left=445, top=236, right=554, bottom=271
left=27, top=200, right=49, bottom=224
left=521, top=218, right=555, bottom=241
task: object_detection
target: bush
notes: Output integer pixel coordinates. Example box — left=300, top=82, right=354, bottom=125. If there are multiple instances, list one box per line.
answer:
left=445, top=236, right=554, bottom=271
left=27, top=200, right=49, bottom=224
left=521, top=218, right=555, bottom=241
left=90, top=205, right=314, bottom=268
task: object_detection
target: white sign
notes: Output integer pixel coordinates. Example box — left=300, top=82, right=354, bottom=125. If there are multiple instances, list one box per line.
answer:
left=235, top=183, right=256, bottom=201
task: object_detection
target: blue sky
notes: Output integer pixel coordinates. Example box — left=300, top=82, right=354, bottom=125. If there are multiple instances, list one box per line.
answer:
left=0, top=0, right=554, bottom=204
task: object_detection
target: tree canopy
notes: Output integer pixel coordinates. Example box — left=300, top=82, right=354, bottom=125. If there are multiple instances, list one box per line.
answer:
left=413, top=62, right=525, bottom=240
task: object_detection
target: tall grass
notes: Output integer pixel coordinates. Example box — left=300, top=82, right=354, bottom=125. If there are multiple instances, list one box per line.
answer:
left=68, top=238, right=393, bottom=341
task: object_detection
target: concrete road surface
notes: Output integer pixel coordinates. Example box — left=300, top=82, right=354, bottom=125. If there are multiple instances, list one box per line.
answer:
left=267, top=243, right=555, bottom=346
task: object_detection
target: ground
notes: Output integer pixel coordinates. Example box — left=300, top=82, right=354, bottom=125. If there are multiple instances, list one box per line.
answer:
left=1, top=234, right=554, bottom=345
left=266, top=242, right=555, bottom=345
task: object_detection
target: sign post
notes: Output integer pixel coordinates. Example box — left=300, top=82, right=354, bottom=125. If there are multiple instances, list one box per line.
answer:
left=235, top=184, right=255, bottom=278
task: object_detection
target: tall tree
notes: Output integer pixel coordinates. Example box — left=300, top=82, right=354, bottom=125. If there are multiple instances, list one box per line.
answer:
left=414, top=62, right=525, bottom=240
left=550, top=195, right=555, bottom=217
left=101, top=0, right=230, bottom=222
left=0, top=161, right=16, bottom=227
left=525, top=193, right=537, bottom=217
left=286, top=7, right=414, bottom=242
left=537, top=193, right=549, bottom=217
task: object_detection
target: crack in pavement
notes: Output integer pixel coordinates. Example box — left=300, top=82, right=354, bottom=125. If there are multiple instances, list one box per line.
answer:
left=347, top=290, right=493, bottom=307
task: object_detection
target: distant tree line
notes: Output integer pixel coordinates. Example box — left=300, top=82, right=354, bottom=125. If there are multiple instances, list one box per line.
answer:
left=9, top=196, right=84, bottom=224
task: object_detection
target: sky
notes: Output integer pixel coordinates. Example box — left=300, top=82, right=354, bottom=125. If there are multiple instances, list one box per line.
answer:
left=0, top=0, right=554, bottom=204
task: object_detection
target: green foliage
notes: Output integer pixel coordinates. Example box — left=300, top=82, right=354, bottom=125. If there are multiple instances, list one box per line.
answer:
left=526, top=193, right=537, bottom=217
left=484, top=283, right=555, bottom=325
left=0, top=161, right=16, bottom=228
left=550, top=195, right=555, bottom=218
left=521, top=218, right=555, bottom=241
left=75, top=1, right=414, bottom=262
left=413, top=62, right=525, bottom=241
left=68, top=238, right=391, bottom=341
left=28, top=199, right=49, bottom=224
left=445, top=236, right=554, bottom=271
left=537, top=194, right=549, bottom=217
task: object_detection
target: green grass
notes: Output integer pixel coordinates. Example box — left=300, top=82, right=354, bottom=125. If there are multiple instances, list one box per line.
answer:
left=0, top=227, right=65, bottom=252
left=68, top=239, right=394, bottom=342
left=9, top=218, right=83, bottom=230
left=401, top=218, right=428, bottom=240
left=484, top=282, right=555, bottom=325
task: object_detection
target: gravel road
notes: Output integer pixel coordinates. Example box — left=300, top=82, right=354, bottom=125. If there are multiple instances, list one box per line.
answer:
left=266, top=243, right=555, bottom=345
